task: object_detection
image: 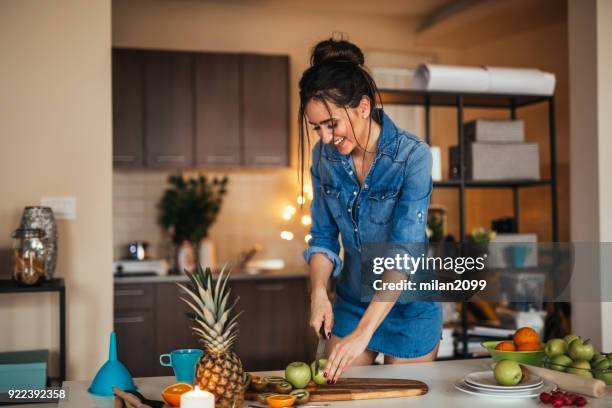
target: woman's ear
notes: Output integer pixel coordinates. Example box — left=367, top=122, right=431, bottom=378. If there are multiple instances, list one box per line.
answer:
left=358, top=96, right=371, bottom=119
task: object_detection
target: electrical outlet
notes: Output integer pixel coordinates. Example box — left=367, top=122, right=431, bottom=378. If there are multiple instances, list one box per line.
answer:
left=40, top=196, right=77, bottom=219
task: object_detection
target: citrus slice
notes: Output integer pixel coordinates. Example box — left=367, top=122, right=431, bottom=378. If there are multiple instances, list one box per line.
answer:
left=266, top=394, right=297, bottom=408
left=161, top=382, right=193, bottom=407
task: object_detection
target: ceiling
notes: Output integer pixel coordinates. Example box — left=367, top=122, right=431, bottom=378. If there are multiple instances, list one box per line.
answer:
left=216, top=0, right=455, bottom=18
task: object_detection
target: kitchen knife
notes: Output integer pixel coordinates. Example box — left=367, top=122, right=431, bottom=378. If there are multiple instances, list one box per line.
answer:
left=314, top=323, right=327, bottom=374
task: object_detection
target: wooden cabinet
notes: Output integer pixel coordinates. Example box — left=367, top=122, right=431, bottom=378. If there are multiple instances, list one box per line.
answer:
left=114, top=276, right=312, bottom=376
left=194, top=53, right=241, bottom=166
left=112, top=49, right=144, bottom=167
left=144, top=51, right=194, bottom=168
left=241, top=54, right=290, bottom=167
left=112, top=49, right=289, bottom=169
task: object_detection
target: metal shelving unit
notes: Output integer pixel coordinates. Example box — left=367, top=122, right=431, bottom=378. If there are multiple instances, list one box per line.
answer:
left=0, top=278, right=66, bottom=383
left=379, top=89, right=560, bottom=358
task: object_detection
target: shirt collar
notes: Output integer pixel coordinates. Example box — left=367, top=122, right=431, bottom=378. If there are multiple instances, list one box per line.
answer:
left=324, top=109, right=399, bottom=161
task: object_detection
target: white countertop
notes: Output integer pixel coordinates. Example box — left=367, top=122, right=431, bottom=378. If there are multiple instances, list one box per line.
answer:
left=49, top=358, right=611, bottom=408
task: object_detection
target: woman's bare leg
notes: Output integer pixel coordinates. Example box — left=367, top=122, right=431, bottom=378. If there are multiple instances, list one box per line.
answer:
left=325, top=335, right=377, bottom=366
left=384, top=342, right=440, bottom=364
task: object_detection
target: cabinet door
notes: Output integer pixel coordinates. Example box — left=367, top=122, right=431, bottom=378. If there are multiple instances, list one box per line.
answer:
left=230, top=278, right=313, bottom=371
left=241, top=55, right=289, bottom=167
left=144, top=51, right=193, bottom=168
left=114, top=310, right=155, bottom=377
left=155, top=283, right=201, bottom=376
left=194, top=53, right=241, bottom=166
left=112, top=49, right=144, bottom=167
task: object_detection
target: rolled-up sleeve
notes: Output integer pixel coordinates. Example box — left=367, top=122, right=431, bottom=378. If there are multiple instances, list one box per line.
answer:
left=303, top=153, right=343, bottom=278
left=390, top=142, right=433, bottom=244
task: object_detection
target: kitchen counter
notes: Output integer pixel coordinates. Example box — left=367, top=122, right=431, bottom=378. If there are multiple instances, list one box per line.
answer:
left=56, top=358, right=612, bottom=407
left=114, top=269, right=308, bottom=284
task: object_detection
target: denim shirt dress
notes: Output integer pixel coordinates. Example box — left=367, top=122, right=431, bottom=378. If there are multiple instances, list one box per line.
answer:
left=303, top=109, right=442, bottom=358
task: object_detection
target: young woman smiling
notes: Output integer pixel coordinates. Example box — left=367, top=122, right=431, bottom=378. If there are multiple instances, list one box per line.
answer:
left=299, top=38, right=442, bottom=383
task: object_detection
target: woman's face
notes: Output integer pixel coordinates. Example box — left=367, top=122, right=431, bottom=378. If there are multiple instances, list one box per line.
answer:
left=304, top=98, right=369, bottom=156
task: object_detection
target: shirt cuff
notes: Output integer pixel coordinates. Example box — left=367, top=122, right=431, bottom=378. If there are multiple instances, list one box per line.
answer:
left=303, top=245, right=343, bottom=279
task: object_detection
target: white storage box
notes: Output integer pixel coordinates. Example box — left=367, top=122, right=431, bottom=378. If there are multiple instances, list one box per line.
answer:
left=464, top=119, right=524, bottom=143
left=450, top=142, right=540, bottom=180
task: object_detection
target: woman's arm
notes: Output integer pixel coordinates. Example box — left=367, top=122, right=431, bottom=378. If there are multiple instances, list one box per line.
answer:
left=325, top=142, right=433, bottom=382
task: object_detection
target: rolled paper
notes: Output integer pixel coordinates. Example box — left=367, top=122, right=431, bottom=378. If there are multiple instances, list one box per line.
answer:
left=180, top=386, right=215, bottom=408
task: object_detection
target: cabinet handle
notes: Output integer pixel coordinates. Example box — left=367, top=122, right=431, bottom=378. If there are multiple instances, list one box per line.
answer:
left=156, top=155, right=185, bottom=163
left=206, top=155, right=236, bottom=164
left=253, top=155, right=283, bottom=165
left=115, top=289, right=145, bottom=297
left=255, top=283, right=285, bottom=291
left=114, top=155, right=136, bottom=163
left=115, top=316, right=145, bottom=324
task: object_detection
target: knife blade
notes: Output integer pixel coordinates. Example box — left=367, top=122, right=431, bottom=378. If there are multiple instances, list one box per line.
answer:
left=314, top=323, right=327, bottom=374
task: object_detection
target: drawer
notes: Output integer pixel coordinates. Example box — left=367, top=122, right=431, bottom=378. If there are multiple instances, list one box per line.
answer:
left=114, top=310, right=155, bottom=376
left=114, top=283, right=154, bottom=310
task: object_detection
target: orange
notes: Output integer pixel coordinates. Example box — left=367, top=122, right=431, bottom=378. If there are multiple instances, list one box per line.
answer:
left=517, top=342, right=542, bottom=351
left=266, top=394, right=297, bottom=408
left=513, top=327, right=540, bottom=346
left=161, top=383, right=193, bottom=407
left=495, top=341, right=517, bottom=351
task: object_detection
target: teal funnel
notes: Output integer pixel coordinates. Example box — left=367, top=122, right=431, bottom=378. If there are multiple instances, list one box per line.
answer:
left=88, top=332, right=137, bottom=396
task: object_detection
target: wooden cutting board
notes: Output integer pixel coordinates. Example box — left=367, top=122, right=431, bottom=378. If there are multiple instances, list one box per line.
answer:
left=245, top=378, right=428, bottom=402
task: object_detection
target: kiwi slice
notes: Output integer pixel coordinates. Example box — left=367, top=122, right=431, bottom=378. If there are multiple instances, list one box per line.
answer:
left=290, top=389, right=310, bottom=405
left=257, top=392, right=277, bottom=404
left=249, top=375, right=269, bottom=392
left=273, top=380, right=293, bottom=394
left=265, top=376, right=286, bottom=384
left=244, top=372, right=252, bottom=389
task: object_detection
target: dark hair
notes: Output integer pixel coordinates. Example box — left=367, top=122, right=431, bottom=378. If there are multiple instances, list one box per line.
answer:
left=298, top=36, right=383, bottom=197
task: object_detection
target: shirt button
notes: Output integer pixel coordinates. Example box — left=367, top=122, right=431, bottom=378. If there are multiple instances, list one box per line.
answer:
left=364, top=184, right=369, bottom=189
left=348, top=171, right=353, bottom=175
left=326, top=190, right=330, bottom=194
left=353, top=191, right=357, bottom=196
left=354, top=227, right=358, bottom=232
left=348, top=208, right=351, bottom=212
left=417, top=211, right=423, bottom=218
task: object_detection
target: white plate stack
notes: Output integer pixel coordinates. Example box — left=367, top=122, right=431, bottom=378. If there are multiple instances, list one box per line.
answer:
left=455, top=371, right=544, bottom=399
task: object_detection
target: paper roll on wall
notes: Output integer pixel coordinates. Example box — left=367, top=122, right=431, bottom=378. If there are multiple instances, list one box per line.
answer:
left=430, top=146, right=442, bottom=181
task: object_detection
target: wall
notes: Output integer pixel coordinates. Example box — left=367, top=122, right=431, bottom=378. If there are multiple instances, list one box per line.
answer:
left=111, top=0, right=461, bottom=269
left=0, top=0, right=113, bottom=380
left=568, top=0, right=612, bottom=351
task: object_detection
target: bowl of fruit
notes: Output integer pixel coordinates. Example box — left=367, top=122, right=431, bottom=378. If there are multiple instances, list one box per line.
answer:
left=542, top=334, right=612, bottom=386
left=481, top=327, right=546, bottom=366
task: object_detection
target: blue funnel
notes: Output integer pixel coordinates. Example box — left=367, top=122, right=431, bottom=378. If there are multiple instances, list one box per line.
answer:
left=88, top=332, right=137, bottom=396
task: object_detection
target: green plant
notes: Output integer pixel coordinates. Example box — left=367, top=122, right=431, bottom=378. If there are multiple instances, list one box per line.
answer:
left=470, top=227, right=496, bottom=246
left=427, top=212, right=444, bottom=242
left=158, top=174, right=228, bottom=245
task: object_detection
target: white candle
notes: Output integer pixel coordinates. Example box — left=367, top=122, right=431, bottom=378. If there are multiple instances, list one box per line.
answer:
left=180, top=386, right=215, bottom=408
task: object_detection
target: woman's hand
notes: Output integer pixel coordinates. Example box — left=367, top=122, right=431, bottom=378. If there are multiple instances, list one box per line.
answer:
left=310, top=287, right=333, bottom=338
left=325, top=327, right=373, bottom=383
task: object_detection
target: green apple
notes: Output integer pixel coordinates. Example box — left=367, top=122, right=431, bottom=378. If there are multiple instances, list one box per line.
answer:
left=310, top=359, right=328, bottom=386
left=608, top=353, right=612, bottom=363
left=550, top=354, right=573, bottom=372
left=545, top=338, right=568, bottom=358
left=564, top=334, right=580, bottom=345
left=594, top=358, right=610, bottom=370
left=591, top=352, right=605, bottom=365
left=567, top=360, right=593, bottom=378
left=568, top=339, right=595, bottom=361
left=494, top=360, right=522, bottom=386
left=595, top=370, right=612, bottom=385
left=285, top=361, right=312, bottom=389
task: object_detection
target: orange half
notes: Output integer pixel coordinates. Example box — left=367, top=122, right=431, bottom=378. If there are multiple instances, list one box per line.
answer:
left=266, top=394, right=297, bottom=408
left=161, top=382, right=193, bottom=407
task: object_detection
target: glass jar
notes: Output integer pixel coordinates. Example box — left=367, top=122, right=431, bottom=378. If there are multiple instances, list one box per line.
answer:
left=12, top=228, right=47, bottom=285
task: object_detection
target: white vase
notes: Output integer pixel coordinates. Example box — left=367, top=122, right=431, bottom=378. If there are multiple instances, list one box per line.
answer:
left=198, top=238, right=217, bottom=269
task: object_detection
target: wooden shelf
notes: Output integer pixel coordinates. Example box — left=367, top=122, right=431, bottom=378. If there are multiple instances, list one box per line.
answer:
left=379, top=89, right=551, bottom=109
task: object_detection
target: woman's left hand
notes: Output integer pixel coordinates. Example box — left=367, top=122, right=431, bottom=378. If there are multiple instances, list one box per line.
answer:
left=325, top=327, right=373, bottom=383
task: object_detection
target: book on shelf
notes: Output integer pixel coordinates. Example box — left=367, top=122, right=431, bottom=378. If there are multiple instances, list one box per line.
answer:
left=467, top=325, right=515, bottom=338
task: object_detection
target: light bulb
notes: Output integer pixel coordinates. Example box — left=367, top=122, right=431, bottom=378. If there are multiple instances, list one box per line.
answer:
left=280, top=231, right=294, bottom=240
left=282, top=211, right=292, bottom=220
left=304, top=234, right=312, bottom=243
left=284, top=205, right=296, bottom=215
left=301, top=215, right=312, bottom=226
left=297, top=195, right=306, bottom=205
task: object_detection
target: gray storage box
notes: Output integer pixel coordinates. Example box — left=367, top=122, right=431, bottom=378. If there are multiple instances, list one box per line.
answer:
left=450, top=142, right=540, bottom=180
left=464, top=119, right=524, bottom=143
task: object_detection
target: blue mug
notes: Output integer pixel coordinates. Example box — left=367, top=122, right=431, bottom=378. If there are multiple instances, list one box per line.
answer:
left=159, top=349, right=203, bottom=383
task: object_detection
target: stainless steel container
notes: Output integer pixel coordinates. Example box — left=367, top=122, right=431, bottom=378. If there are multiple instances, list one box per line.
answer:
left=12, top=228, right=47, bottom=285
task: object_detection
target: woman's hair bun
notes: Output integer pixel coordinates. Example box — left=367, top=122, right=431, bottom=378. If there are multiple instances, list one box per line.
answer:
left=311, top=37, right=365, bottom=67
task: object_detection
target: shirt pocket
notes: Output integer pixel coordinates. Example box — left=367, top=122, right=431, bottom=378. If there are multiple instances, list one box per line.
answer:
left=321, top=184, right=343, bottom=219
left=368, top=189, right=400, bottom=225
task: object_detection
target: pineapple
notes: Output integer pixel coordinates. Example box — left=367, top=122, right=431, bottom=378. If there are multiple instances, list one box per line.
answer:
left=178, top=265, right=245, bottom=408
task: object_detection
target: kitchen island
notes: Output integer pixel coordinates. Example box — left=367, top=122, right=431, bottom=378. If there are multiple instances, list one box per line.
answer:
left=56, top=358, right=612, bottom=407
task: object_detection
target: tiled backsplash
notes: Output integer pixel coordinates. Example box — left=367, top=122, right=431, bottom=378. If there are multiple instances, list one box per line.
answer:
left=113, top=169, right=310, bottom=272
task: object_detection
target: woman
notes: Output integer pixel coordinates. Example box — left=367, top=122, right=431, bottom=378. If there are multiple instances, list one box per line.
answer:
left=299, top=38, right=442, bottom=384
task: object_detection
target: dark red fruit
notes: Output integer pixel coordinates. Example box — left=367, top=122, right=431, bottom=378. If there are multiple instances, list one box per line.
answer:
left=540, top=392, right=551, bottom=403
left=563, top=396, right=573, bottom=405
left=575, top=396, right=587, bottom=407
left=552, top=398, right=564, bottom=408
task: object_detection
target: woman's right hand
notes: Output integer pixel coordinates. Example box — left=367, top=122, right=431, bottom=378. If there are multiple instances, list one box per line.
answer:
left=310, top=288, right=333, bottom=339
